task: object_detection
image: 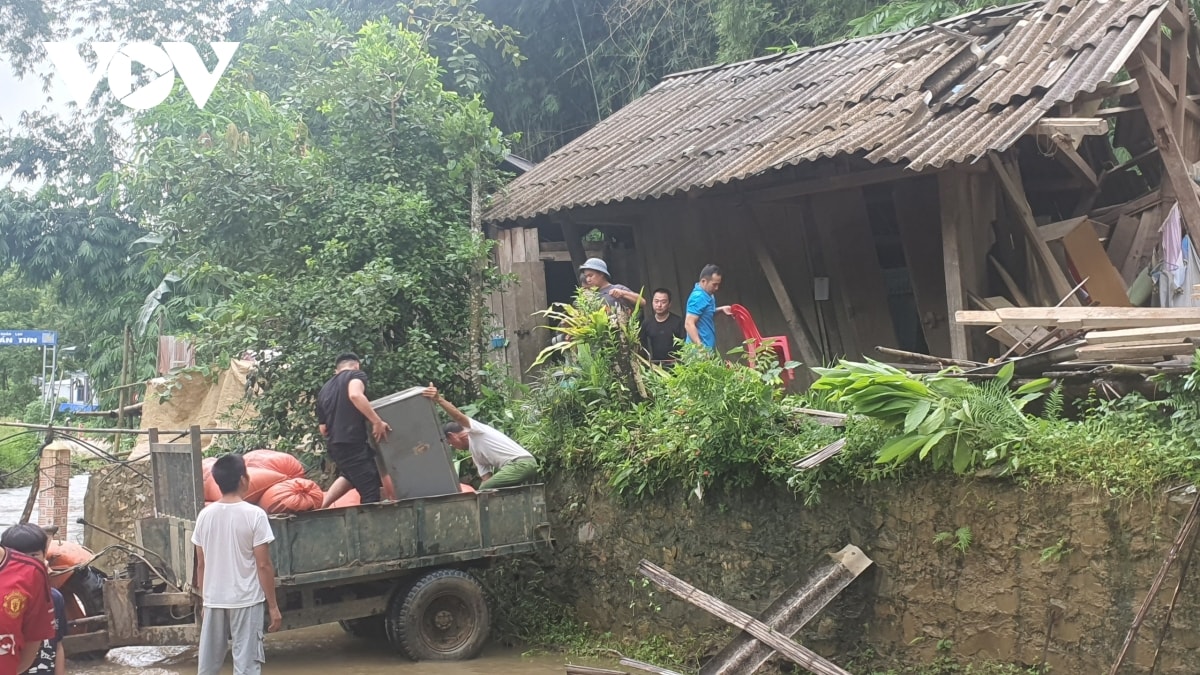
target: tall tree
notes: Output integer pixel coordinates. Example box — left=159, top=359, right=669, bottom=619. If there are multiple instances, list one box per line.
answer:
left=120, top=13, right=508, bottom=447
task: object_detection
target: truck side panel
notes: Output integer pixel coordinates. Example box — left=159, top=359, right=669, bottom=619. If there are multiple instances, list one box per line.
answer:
left=271, top=487, right=547, bottom=582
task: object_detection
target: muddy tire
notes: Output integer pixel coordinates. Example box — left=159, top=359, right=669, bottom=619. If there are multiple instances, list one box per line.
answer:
left=385, top=569, right=489, bottom=661
left=339, top=615, right=386, bottom=640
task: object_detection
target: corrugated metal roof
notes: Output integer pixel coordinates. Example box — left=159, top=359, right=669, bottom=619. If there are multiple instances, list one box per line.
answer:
left=486, top=0, right=1168, bottom=224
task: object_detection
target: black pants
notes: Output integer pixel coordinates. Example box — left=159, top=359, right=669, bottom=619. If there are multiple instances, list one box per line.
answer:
left=328, top=441, right=382, bottom=503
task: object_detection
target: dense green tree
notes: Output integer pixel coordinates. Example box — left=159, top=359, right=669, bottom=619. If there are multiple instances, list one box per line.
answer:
left=118, top=14, right=507, bottom=447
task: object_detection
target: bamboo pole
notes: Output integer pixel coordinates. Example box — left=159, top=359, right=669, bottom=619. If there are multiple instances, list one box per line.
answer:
left=0, top=421, right=247, bottom=436
left=637, top=560, right=852, bottom=675
left=1109, top=490, right=1200, bottom=675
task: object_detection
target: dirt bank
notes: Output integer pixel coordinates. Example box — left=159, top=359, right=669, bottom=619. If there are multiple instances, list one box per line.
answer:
left=544, top=474, right=1197, bottom=674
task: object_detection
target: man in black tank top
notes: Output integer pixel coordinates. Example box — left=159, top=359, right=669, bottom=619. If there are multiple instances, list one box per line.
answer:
left=315, top=353, right=391, bottom=503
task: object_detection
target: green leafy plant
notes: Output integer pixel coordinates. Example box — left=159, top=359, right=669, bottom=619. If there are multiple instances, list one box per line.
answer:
left=1039, top=538, right=1073, bottom=564
left=811, top=360, right=1052, bottom=474
left=934, top=527, right=973, bottom=554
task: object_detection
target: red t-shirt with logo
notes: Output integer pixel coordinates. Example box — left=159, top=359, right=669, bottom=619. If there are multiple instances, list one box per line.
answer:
left=0, top=548, right=54, bottom=674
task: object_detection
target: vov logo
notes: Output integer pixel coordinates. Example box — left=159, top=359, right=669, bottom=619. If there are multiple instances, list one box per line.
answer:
left=44, top=42, right=240, bottom=110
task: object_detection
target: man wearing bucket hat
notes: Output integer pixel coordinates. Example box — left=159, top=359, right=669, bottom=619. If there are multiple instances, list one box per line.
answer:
left=579, top=258, right=642, bottom=313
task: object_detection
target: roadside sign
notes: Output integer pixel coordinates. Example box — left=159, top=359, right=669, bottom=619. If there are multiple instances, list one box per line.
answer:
left=0, top=330, right=58, bottom=346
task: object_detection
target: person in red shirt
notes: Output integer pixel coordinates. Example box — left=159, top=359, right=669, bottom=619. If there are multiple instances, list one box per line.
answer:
left=0, top=541, right=55, bottom=675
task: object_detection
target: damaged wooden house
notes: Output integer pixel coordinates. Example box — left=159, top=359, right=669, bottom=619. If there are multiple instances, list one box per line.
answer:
left=483, top=0, right=1200, bottom=382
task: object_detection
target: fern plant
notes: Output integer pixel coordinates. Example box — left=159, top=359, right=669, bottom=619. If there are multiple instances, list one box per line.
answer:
left=811, top=359, right=1052, bottom=473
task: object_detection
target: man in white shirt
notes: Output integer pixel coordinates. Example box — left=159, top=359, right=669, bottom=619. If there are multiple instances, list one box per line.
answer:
left=192, top=454, right=282, bottom=675
left=423, top=385, right=539, bottom=490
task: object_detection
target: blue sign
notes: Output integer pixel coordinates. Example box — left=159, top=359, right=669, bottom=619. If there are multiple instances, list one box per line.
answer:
left=0, top=330, right=57, bottom=346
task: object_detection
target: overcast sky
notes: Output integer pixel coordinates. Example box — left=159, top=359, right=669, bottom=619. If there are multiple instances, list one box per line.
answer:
left=0, top=54, right=74, bottom=190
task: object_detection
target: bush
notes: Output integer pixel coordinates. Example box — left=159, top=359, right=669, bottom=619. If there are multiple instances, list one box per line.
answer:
left=507, top=293, right=838, bottom=500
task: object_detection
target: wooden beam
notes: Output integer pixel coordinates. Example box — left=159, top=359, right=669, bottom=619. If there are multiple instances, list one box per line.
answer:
left=1131, top=54, right=1200, bottom=245
left=637, top=560, right=853, bottom=675
left=1027, top=118, right=1110, bottom=137
left=939, top=171, right=996, bottom=360
left=559, top=221, right=588, bottom=270
left=741, top=164, right=928, bottom=203
left=1143, top=53, right=1181, bottom=105
left=957, top=307, right=1200, bottom=328
left=1106, top=214, right=1141, bottom=270
left=1076, top=341, right=1194, bottom=360
left=619, top=660, right=681, bottom=675
left=1050, top=137, right=1099, bottom=186
left=1037, top=216, right=1088, bottom=242
left=1169, top=6, right=1190, bottom=153
left=1121, top=205, right=1164, bottom=283
left=988, top=153, right=1081, bottom=305
left=1084, top=323, right=1200, bottom=344
left=1164, top=0, right=1188, bottom=32
left=894, top=177, right=952, bottom=357
left=987, top=255, right=1032, bottom=306
left=745, top=207, right=823, bottom=370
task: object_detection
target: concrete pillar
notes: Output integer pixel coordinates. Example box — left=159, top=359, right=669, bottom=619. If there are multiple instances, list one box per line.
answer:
left=37, top=444, right=72, bottom=540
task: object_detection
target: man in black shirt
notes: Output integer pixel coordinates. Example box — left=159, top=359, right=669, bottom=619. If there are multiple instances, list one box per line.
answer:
left=641, top=288, right=686, bottom=364
left=315, top=353, right=391, bottom=503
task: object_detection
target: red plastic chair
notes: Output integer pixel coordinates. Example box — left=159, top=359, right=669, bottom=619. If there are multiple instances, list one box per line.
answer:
left=728, top=304, right=794, bottom=385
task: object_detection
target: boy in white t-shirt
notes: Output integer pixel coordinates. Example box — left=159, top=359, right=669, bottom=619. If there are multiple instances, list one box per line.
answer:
left=423, top=385, right=539, bottom=490
left=192, top=454, right=282, bottom=675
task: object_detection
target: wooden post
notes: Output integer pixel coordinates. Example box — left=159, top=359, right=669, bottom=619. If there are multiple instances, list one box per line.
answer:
left=743, top=205, right=822, bottom=370
left=1130, top=52, right=1200, bottom=245
left=114, top=324, right=132, bottom=457
left=894, top=176, right=953, bottom=357
left=560, top=221, right=588, bottom=270
left=989, top=153, right=1082, bottom=305
left=810, top=188, right=899, bottom=359
left=939, top=172, right=973, bottom=360
left=468, top=167, right=485, bottom=390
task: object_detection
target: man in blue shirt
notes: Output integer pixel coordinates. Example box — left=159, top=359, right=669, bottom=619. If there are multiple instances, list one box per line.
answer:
left=685, top=264, right=732, bottom=350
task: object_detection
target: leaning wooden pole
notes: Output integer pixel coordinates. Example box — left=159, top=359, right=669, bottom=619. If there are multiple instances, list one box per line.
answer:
left=637, top=560, right=853, bottom=675
left=1108, top=490, right=1200, bottom=675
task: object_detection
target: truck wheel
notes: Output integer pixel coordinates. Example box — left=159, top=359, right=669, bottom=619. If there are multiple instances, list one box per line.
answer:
left=339, top=616, right=386, bottom=640
left=385, top=569, right=489, bottom=661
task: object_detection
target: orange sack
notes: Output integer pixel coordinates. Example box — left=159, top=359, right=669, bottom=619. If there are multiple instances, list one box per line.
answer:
left=245, top=467, right=288, bottom=504
left=243, top=449, right=305, bottom=479
left=258, top=478, right=324, bottom=515
left=330, top=490, right=361, bottom=509
left=46, top=540, right=93, bottom=590
left=202, top=457, right=220, bottom=502
left=459, top=483, right=476, bottom=494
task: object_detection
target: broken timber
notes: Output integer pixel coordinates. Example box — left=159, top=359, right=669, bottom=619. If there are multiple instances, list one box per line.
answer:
left=620, top=660, right=684, bottom=675
left=637, top=560, right=855, bottom=675
left=699, top=545, right=873, bottom=675
left=956, top=308, right=1200, bottom=329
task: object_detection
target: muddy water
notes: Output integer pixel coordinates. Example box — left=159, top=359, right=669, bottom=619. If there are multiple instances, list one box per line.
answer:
left=0, top=480, right=600, bottom=675
left=0, top=474, right=90, bottom=543
left=72, top=625, right=588, bottom=674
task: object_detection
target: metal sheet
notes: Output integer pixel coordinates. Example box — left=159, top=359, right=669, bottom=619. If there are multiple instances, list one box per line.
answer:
left=485, top=0, right=1170, bottom=224
left=369, top=387, right=461, bottom=500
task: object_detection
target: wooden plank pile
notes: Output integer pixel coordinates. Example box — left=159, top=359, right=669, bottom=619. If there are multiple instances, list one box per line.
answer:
left=576, top=546, right=874, bottom=675
left=953, top=307, right=1200, bottom=378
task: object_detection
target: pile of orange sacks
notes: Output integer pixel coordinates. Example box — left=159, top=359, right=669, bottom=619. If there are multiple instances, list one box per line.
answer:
left=203, top=450, right=323, bottom=514
left=203, top=450, right=476, bottom=514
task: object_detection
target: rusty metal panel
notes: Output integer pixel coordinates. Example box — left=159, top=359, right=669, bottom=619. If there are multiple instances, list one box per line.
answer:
left=369, top=387, right=461, bottom=500
left=136, top=517, right=191, bottom=590
left=484, top=0, right=1170, bottom=224
left=147, top=427, right=203, bottom=520
left=265, top=485, right=549, bottom=586
left=102, top=579, right=138, bottom=644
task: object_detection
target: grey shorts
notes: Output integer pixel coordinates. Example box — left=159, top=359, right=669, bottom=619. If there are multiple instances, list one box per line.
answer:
left=197, top=603, right=266, bottom=675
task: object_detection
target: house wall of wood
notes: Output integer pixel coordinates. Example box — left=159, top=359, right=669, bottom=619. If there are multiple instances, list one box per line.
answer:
left=487, top=172, right=975, bottom=383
